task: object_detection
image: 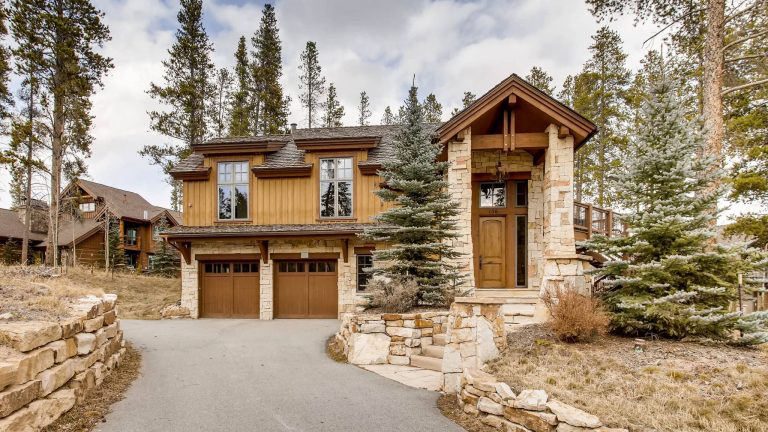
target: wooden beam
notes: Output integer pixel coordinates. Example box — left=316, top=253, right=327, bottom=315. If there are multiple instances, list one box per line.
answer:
left=533, top=150, right=545, bottom=166
left=270, top=252, right=340, bottom=260
left=558, top=126, right=570, bottom=139
left=472, top=172, right=532, bottom=181
left=195, top=253, right=261, bottom=261
left=508, top=94, right=517, bottom=105
left=509, top=110, right=516, bottom=151
left=341, top=238, right=349, bottom=263
left=472, top=133, right=548, bottom=150
left=503, top=109, right=509, bottom=151
left=168, top=240, right=191, bottom=265
left=258, top=240, right=269, bottom=263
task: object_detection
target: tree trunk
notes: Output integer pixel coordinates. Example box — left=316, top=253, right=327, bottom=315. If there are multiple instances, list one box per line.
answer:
left=21, top=79, right=34, bottom=265
left=702, top=0, right=725, bottom=225
left=47, top=90, right=64, bottom=267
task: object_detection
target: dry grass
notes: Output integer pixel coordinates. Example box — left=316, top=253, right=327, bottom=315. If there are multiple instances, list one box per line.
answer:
left=490, top=325, right=768, bottom=432
left=0, top=265, right=180, bottom=321
left=437, top=393, right=497, bottom=432
left=326, top=335, right=347, bottom=363
left=367, top=277, right=420, bottom=312
left=542, top=287, right=609, bottom=342
left=42, top=343, right=142, bottom=432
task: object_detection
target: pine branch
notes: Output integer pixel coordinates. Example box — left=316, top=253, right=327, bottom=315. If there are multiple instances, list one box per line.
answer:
left=725, top=53, right=767, bottom=63
left=722, top=77, right=768, bottom=96
left=723, top=29, right=768, bottom=51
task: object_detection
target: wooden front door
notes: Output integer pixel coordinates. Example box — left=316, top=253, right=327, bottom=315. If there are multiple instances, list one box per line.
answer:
left=477, top=216, right=506, bottom=288
left=275, top=260, right=338, bottom=318
left=200, top=261, right=260, bottom=318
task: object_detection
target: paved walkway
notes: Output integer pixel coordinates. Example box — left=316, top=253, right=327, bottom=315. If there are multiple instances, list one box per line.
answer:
left=97, top=319, right=462, bottom=432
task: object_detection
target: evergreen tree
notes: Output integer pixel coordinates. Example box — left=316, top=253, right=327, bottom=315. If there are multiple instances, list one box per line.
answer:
left=10, top=0, right=113, bottom=266
left=251, top=4, right=287, bottom=135
left=106, top=215, right=125, bottom=270
left=140, top=0, right=213, bottom=211
left=150, top=216, right=179, bottom=276
left=381, top=106, right=395, bottom=125
left=211, top=67, right=233, bottom=138
left=586, top=76, right=767, bottom=344
left=228, top=36, right=250, bottom=136
left=525, top=66, right=555, bottom=95
left=450, top=91, right=476, bottom=116
left=1, top=239, right=20, bottom=264
left=357, top=91, right=371, bottom=125
left=422, top=93, right=442, bottom=123
left=364, top=85, right=463, bottom=305
left=298, top=41, right=325, bottom=127
left=0, top=0, right=13, bottom=123
left=321, top=83, right=344, bottom=127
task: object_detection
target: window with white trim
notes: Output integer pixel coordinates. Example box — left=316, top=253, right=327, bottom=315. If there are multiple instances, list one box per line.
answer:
left=218, top=161, right=249, bottom=220
left=79, top=202, right=95, bottom=212
left=319, top=157, right=353, bottom=218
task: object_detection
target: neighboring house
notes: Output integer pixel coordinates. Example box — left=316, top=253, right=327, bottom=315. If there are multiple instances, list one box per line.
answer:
left=164, top=74, right=620, bottom=322
left=0, top=199, right=49, bottom=262
left=20, top=179, right=182, bottom=270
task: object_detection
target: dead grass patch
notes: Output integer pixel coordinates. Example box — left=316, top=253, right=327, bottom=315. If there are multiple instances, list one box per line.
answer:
left=437, top=393, right=497, bottom=432
left=490, top=324, right=768, bottom=432
left=326, top=335, right=347, bottom=363
left=43, top=343, right=141, bottom=432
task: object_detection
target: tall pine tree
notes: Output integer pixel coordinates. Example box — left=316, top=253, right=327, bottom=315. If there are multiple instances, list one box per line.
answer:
left=211, top=67, right=233, bottom=138
left=525, top=66, right=555, bottom=95
left=357, top=91, right=371, bottom=126
left=450, top=91, right=476, bottom=116
left=0, top=0, right=13, bottom=122
left=422, top=93, right=442, bottom=123
left=364, top=85, right=463, bottom=305
left=381, top=106, right=395, bottom=125
left=141, top=0, right=213, bottom=211
left=321, top=83, right=344, bottom=127
left=298, top=41, right=325, bottom=128
left=586, top=76, right=767, bottom=344
left=251, top=4, right=287, bottom=135
left=10, top=0, right=113, bottom=266
left=228, top=36, right=250, bottom=136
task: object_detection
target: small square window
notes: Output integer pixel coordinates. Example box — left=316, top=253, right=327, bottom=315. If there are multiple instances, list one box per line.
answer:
left=479, top=183, right=506, bottom=208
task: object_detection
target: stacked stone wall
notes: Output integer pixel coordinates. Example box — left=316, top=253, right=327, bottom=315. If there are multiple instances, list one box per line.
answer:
left=0, top=295, right=127, bottom=431
left=336, top=312, right=449, bottom=365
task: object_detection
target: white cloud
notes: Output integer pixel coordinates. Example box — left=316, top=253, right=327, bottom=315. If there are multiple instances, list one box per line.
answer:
left=0, top=0, right=762, bottom=220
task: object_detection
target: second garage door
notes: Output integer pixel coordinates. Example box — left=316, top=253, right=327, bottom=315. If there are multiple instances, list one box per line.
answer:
left=200, top=261, right=260, bottom=318
left=275, top=260, right=338, bottom=318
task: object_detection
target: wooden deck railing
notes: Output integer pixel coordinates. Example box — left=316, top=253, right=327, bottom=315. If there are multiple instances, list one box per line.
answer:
left=574, top=202, right=626, bottom=240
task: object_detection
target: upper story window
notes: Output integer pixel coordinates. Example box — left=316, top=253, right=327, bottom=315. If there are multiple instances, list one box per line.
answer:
left=218, top=161, right=249, bottom=220
left=79, top=202, right=95, bottom=212
left=125, top=228, right=138, bottom=246
left=319, top=157, right=353, bottom=218
left=479, top=182, right=506, bottom=208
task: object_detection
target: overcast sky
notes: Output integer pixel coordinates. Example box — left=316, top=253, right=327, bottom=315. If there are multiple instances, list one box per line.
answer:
left=0, top=0, right=758, bottom=219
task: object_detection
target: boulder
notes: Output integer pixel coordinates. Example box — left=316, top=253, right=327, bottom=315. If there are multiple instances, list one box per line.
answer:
left=160, top=304, right=190, bottom=319
left=0, top=321, right=62, bottom=352
left=477, top=396, right=505, bottom=416
left=441, top=345, right=462, bottom=373
left=94, top=328, right=108, bottom=348
left=83, top=316, right=104, bottom=333
left=102, top=310, right=117, bottom=325
left=495, top=382, right=516, bottom=401
left=0, top=388, right=75, bottom=431
left=36, top=359, right=76, bottom=397
left=47, top=339, right=77, bottom=364
left=547, top=400, right=602, bottom=429
left=346, top=333, right=391, bottom=365
left=360, top=323, right=385, bottom=333
left=102, top=294, right=117, bottom=312
left=387, top=355, right=409, bottom=365
left=74, top=333, right=96, bottom=355
left=385, top=327, right=421, bottom=338
left=476, top=317, right=500, bottom=364
left=514, top=389, right=548, bottom=411
left=481, top=414, right=504, bottom=429
left=67, top=369, right=95, bottom=403
left=0, top=362, right=16, bottom=391
left=503, top=406, right=557, bottom=432
left=59, top=319, right=83, bottom=339
left=443, top=372, right=462, bottom=394
left=14, top=347, right=54, bottom=385
left=104, top=323, right=119, bottom=339
left=0, top=380, right=41, bottom=418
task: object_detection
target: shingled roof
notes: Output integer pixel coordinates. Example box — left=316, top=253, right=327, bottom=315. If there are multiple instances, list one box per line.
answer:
left=75, top=179, right=182, bottom=223
left=0, top=208, right=47, bottom=242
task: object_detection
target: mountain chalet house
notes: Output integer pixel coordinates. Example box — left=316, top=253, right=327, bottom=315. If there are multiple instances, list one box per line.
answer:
left=163, top=74, right=621, bottom=323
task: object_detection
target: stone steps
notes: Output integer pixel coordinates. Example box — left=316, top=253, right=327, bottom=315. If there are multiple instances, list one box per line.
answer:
left=410, top=354, right=442, bottom=372
left=432, top=334, right=447, bottom=346
left=422, top=344, right=444, bottom=359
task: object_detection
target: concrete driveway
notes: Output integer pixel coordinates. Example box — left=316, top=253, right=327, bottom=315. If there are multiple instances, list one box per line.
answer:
left=97, top=319, right=462, bottom=432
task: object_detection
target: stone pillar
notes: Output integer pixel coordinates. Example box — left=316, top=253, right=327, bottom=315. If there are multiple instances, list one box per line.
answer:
left=540, top=124, right=587, bottom=298
left=442, top=298, right=506, bottom=393
left=446, top=128, right=475, bottom=294
left=180, top=252, right=199, bottom=319
left=259, top=260, right=273, bottom=320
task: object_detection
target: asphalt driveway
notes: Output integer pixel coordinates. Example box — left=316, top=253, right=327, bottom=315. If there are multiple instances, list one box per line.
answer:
left=97, top=319, right=462, bottom=432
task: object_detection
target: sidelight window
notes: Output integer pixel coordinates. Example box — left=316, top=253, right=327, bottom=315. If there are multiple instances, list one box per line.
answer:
left=516, top=215, right=527, bottom=287
left=356, top=255, right=373, bottom=292
left=319, top=158, right=353, bottom=218
left=218, top=162, right=249, bottom=220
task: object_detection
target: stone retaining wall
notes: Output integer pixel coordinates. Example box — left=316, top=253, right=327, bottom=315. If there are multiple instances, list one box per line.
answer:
left=458, top=368, right=626, bottom=432
left=336, top=311, right=449, bottom=365
left=0, top=294, right=127, bottom=431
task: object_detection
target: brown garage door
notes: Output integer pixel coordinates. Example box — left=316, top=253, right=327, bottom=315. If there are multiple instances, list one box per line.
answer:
left=275, top=260, right=338, bottom=318
left=200, top=261, right=260, bottom=318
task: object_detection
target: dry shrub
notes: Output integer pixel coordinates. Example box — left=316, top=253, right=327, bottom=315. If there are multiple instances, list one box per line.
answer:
left=542, top=287, right=609, bottom=343
left=367, top=277, right=419, bottom=313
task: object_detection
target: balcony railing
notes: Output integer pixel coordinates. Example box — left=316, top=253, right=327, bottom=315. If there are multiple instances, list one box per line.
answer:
left=574, top=202, right=626, bottom=240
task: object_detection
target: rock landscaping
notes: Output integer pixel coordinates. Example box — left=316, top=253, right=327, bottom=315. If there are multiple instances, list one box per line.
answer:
left=0, top=294, right=127, bottom=431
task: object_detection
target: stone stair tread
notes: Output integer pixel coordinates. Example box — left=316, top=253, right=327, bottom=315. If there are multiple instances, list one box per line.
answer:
left=422, top=344, right=444, bottom=359
left=410, top=355, right=442, bottom=372
left=432, top=334, right=447, bottom=346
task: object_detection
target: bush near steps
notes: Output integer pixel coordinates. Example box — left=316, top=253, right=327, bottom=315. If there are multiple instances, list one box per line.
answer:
left=0, top=294, right=127, bottom=431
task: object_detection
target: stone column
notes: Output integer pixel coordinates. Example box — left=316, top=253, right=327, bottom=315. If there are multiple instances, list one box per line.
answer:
left=260, top=260, right=273, bottom=320
left=540, top=124, right=587, bottom=297
left=446, top=128, right=475, bottom=294
left=181, top=251, right=199, bottom=319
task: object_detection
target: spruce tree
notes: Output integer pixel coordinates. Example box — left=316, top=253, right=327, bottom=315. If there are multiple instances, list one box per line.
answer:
left=422, top=93, right=442, bottom=123
left=381, top=106, right=395, bottom=125
left=586, top=76, right=767, bottom=344
left=106, top=215, right=125, bottom=270
left=298, top=41, right=325, bottom=128
left=151, top=216, right=178, bottom=276
left=251, top=4, right=287, bottom=135
left=525, top=66, right=555, bottom=95
left=0, top=0, right=13, bottom=122
left=141, top=0, right=213, bottom=210
left=211, top=67, right=233, bottom=138
left=364, top=85, right=463, bottom=305
left=10, top=0, right=113, bottom=266
left=229, top=36, right=250, bottom=136
left=357, top=91, right=371, bottom=126
left=2, top=239, right=20, bottom=265
left=450, top=91, right=476, bottom=116
left=321, top=83, right=344, bottom=127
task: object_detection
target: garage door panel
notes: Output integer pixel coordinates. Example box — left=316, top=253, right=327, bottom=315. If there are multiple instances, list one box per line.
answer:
left=276, top=260, right=338, bottom=319
left=232, top=275, right=260, bottom=318
left=276, top=274, right=309, bottom=318
left=201, top=275, right=233, bottom=317
left=201, top=261, right=259, bottom=318
left=308, top=274, right=337, bottom=318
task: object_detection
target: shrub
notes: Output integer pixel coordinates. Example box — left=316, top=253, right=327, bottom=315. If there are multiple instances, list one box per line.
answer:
left=367, top=277, right=419, bottom=313
left=542, top=287, right=609, bottom=343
